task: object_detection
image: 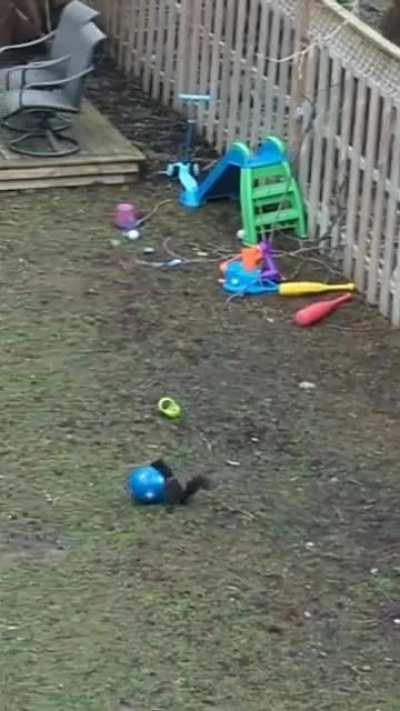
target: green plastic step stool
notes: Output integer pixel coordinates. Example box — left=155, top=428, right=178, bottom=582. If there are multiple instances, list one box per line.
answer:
left=240, top=137, right=307, bottom=246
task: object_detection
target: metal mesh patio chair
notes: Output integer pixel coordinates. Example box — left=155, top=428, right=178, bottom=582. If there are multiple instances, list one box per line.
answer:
left=1, top=21, right=105, bottom=158
left=0, top=1, right=99, bottom=90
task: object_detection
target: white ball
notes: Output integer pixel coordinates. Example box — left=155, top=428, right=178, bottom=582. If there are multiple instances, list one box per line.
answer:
left=125, top=229, right=140, bottom=240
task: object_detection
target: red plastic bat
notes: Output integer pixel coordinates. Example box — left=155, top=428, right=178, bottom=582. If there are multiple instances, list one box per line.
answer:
left=294, top=293, right=353, bottom=327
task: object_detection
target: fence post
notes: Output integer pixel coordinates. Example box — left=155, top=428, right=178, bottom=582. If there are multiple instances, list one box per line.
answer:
left=289, top=0, right=312, bottom=156
left=174, top=0, right=195, bottom=109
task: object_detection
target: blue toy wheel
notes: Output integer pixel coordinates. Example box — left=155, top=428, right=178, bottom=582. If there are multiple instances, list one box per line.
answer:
left=127, top=465, right=166, bottom=505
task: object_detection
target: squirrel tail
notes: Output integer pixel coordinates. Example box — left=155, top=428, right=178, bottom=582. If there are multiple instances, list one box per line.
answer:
left=179, top=475, right=211, bottom=504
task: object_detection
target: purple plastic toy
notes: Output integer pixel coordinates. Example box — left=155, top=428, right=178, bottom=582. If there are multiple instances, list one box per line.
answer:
left=260, top=240, right=281, bottom=283
left=114, top=202, right=139, bottom=231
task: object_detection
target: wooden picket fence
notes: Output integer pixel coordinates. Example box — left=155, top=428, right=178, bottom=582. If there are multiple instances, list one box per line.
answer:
left=90, top=0, right=400, bottom=325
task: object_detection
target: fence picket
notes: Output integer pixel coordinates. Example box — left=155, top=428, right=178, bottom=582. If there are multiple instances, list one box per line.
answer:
left=214, top=0, right=235, bottom=150
left=162, top=0, right=178, bottom=105
left=175, top=0, right=191, bottom=109
left=308, top=51, right=330, bottom=239
left=344, top=77, right=367, bottom=278
left=206, top=0, right=225, bottom=145
left=227, top=0, right=247, bottom=142
left=143, top=0, right=158, bottom=93
left=238, top=0, right=259, bottom=144
left=381, top=107, right=400, bottom=319
left=319, top=57, right=341, bottom=241
left=297, top=45, right=317, bottom=195
left=276, top=14, right=293, bottom=132
left=250, top=1, right=271, bottom=147
left=262, top=7, right=281, bottom=137
left=125, top=0, right=139, bottom=75
left=331, top=67, right=355, bottom=251
left=367, top=98, right=393, bottom=305
left=354, top=87, right=380, bottom=292
left=197, top=0, right=213, bottom=128
left=151, top=0, right=167, bottom=97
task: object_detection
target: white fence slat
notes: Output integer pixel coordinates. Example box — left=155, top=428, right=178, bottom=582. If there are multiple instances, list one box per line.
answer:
left=344, top=77, right=367, bottom=278
left=276, top=14, right=292, bottom=131
left=354, top=87, right=380, bottom=292
left=162, top=0, right=178, bottom=105
left=206, top=0, right=225, bottom=145
left=197, top=0, right=213, bottom=128
left=380, top=108, right=400, bottom=319
left=250, top=1, right=271, bottom=147
left=152, top=0, right=167, bottom=98
left=331, top=67, right=355, bottom=251
left=297, top=45, right=318, bottom=194
left=227, top=0, right=247, bottom=143
left=262, top=7, right=281, bottom=137
left=238, top=0, right=259, bottom=144
left=367, top=99, right=393, bottom=305
left=134, top=0, right=147, bottom=79
left=319, top=57, right=341, bottom=241
left=308, top=51, right=330, bottom=239
left=143, top=0, right=157, bottom=92
left=216, top=0, right=236, bottom=151
left=175, top=1, right=189, bottom=109
left=187, top=0, right=202, bottom=98
left=125, top=0, right=139, bottom=75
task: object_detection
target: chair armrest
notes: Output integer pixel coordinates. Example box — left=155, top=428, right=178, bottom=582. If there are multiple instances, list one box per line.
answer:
left=19, top=66, right=94, bottom=106
left=0, top=30, right=56, bottom=55
left=6, top=55, right=70, bottom=90
left=23, top=66, right=94, bottom=90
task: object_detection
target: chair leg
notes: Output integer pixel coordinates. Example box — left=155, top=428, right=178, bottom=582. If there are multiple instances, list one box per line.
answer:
left=8, top=130, right=80, bottom=158
left=2, top=110, right=72, bottom=135
left=3, top=111, right=80, bottom=158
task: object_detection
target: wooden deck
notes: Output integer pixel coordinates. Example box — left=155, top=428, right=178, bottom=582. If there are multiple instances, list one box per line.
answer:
left=0, top=100, right=145, bottom=191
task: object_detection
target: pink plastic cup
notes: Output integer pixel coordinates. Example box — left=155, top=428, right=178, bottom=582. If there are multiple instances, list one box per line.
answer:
left=114, top=202, right=138, bottom=231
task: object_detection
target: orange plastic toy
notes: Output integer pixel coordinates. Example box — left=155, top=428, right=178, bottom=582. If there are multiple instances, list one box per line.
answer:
left=220, top=245, right=262, bottom=276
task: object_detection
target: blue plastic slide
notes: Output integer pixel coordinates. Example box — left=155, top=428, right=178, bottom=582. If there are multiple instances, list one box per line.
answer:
left=179, top=138, right=287, bottom=208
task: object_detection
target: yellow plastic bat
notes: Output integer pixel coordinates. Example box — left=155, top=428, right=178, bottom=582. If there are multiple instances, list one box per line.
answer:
left=279, top=282, right=355, bottom=297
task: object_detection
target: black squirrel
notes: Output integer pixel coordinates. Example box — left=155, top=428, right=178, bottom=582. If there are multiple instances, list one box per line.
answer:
left=151, top=459, right=211, bottom=507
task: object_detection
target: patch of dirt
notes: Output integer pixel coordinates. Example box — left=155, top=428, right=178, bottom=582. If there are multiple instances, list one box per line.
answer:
left=0, top=532, right=67, bottom=569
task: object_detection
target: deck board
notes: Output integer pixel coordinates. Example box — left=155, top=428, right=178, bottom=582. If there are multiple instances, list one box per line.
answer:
left=0, top=98, right=145, bottom=189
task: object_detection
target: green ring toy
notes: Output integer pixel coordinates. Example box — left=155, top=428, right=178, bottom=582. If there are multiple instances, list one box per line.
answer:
left=158, top=397, right=182, bottom=419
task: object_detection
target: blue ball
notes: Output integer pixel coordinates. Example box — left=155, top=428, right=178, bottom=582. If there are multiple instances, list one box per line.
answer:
left=127, top=465, right=166, bottom=505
